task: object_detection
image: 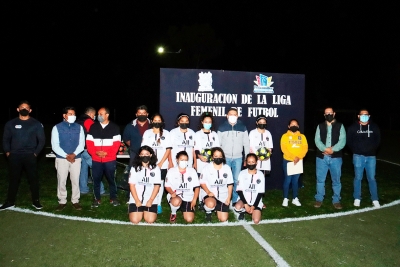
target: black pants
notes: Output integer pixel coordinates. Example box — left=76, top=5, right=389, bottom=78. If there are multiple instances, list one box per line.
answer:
left=7, top=153, right=39, bottom=203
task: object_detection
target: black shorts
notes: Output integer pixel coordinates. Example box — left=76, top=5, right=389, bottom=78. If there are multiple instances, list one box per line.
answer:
left=203, top=196, right=229, bottom=212
left=161, top=169, right=167, bottom=180
left=129, top=203, right=158, bottom=213
left=180, top=200, right=194, bottom=213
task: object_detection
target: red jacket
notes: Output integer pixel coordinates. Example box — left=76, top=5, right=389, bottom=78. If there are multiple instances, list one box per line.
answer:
left=86, top=121, right=121, bottom=162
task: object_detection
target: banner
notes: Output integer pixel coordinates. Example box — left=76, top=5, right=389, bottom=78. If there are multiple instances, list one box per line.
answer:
left=160, top=68, right=305, bottom=190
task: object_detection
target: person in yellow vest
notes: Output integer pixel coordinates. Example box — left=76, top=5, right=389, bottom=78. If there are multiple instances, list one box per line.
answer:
left=280, top=119, right=308, bottom=207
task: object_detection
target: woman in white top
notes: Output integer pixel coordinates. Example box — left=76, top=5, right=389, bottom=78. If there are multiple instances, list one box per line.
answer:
left=248, top=114, right=273, bottom=189
left=194, top=112, right=220, bottom=209
left=128, top=146, right=161, bottom=224
left=234, top=153, right=265, bottom=224
left=169, top=113, right=197, bottom=170
left=141, top=113, right=172, bottom=214
left=165, top=151, right=200, bottom=223
left=200, top=147, right=233, bottom=223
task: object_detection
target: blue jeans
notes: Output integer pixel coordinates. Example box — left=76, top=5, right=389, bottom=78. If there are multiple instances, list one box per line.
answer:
left=282, top=159, right=300, bottom=199
left=315, top=156, right=342, bottom=203
left=79, top=150, right=104, bottom=194
left=225, top=157, right=242, bottom=203
left=92, top=160, right=117, bottom=200
left=353, top=154, right=378, bottom=201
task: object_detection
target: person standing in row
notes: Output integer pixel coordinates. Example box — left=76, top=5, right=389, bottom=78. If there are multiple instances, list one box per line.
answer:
left=218, top=108, right=249, bottom=204
left=76, top=106, right=105, bottom=196
left=86, top=107, right=121, bottom=207
left=194, top=112, right=220, bottom=209
left=141, top=113, right=172, bottom=214
left=248, top=114, right=273, bottom=193
left=51, top=106, right=85, bottom=211
left=0, top=100, right=45, bottom=210
left=347, top=108, right=381, bottom=208
left=169, top=113, right=197, bottom=169
left=280, top=119, right=308, bottom=207
left=123, top=105, right=150, bottom=159
left=314, top=107, right=346, bottom=209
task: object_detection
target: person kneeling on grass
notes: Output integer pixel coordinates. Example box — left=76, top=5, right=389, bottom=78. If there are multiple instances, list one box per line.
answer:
left=165, top=151, right=200, bottom=223
left=234, top=153, right=265, bottom=224
left=200, top=147, right=233, bottom=223
left=128, top=146, right=161, bottom=224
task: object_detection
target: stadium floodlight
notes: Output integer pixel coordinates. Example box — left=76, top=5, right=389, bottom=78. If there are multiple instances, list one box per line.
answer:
left=157, top=46, right=181, bottom=54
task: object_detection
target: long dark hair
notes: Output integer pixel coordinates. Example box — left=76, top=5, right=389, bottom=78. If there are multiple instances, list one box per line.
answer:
left=175, top=113, right=190, bottom=127
left=150, top=113, right=165, bottom=145
left=132, top=146, right=158, bottom=171
left=211, top=147, right=226, bottom=164
left=198, top=111, right=215, bottom=131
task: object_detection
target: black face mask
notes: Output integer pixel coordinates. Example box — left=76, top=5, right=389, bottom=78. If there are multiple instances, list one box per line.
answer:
left=140, top=156, right=151, bottom=163
left=179, top=123, right=189, bottom=130
left=19, top=109, right=29, bottom=116
left=137, top=115, right=147, bottom=122
left=325, top=114, right=334, bottom=122
left=257, top=124, right=266, bottom=129
left=213, top=158, right=224, bottom=165
left=247, top=164, right=256, bottom=170
left=152, top=122, right=163, bottom=129
left=289, top=126, right=299, bottom=133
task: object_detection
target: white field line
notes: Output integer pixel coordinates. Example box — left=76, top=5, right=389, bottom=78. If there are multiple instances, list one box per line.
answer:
left=243, top=224, right=290, bottom=267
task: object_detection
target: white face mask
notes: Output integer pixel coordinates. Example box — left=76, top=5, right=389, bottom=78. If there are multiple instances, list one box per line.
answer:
left=178, top=161, right=188, bottom=169
left=228, top=115, right=237, bottom=124
left=67, top=115, right=76, bottom=123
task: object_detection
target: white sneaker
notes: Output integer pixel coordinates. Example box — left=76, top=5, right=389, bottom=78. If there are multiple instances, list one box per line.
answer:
left=292, top=197, right=302, bottom=206
left=354, top=199, right=361, bottom=207
left=372, top=200, right=381, bottom=208
left=282, top=198, right=289, bottom=207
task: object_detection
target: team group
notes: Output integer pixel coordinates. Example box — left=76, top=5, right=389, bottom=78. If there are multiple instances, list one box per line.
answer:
left=0, top=101, right=381, bottom=224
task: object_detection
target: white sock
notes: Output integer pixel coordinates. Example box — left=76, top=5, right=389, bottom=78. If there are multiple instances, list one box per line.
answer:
left=169, top=204, right=179, bottom=215
left=234, top=207, right=245, bottom=213
left=204, top=204, right=214, bottom=213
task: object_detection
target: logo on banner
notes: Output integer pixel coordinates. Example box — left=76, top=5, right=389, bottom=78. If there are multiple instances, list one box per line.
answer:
left=198, top=71, right=214, bottom=92
left=254, top=74, right=274, bottom=93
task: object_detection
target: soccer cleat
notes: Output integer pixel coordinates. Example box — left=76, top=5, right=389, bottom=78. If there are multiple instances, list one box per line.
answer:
left=238, top=212, right=245, bottom=220
left=169, top=214, right=177, bottom=223
left=292, top=197, right=302, bottom=207
left=91, top=199, right=101, bottom=208
left=32, top=201, right=43, bottom=210
left=0, top=202, right=15, bottom=211
left=282, top=198, right=289, bottom=207
left=354, top=199, right=361, bottom=207
left=72, top=203, right=82, bottom=210
left=157, top=205, right=162, bottom=214
left=205, top=212, right=212, bottom=222
left=198, top=201, right=205, bottom=211
left=110, top=199, right=120, bottom=207
left=372, top=200, right=381, bottom=208
left=56, top=204, right=67, bottom=211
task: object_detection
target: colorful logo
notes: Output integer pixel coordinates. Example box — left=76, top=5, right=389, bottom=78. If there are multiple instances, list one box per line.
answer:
left=253, top=74, right=274, bottom=93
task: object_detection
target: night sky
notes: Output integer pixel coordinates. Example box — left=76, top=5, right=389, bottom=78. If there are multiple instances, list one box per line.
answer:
left=2, top=2, right=399, bottom=127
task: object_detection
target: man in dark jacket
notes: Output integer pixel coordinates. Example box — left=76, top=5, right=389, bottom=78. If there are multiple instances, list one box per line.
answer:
left=347, top=108, right=381, bottom=208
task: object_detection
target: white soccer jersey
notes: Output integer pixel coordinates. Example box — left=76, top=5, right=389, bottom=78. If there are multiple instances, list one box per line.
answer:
left=236, top=169, right=265, bottom=209
left=128, top=166, right=162, bottom=205
left=170, top=127, right=196, bottom=167
left=248, top=128, right=273, bottom=170
left=200, top=163, right=234, bottom=202
left=141, top=129, right=172, bottom=170
left=194, top=130, right=221, bottom=174
left=165, top=167, right=200, bottom=202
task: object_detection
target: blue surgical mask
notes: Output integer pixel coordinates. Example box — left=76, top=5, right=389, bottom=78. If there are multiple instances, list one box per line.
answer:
left=203, top=123, right=212, bottom=130
left=98, top=115, right=104, bottom=123
left=360, top=115, right=369, bottom=123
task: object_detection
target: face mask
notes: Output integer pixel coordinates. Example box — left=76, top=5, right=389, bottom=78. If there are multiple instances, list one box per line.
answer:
left=228, top=116, right=237, bottom=124
left=97, top=115, right=104, bottom=123
left=19, top=109, right=29, bottom=116
left=67, top=115, right=76, bottom=123
left=325, top=114, right=334, bottom=122
left=137, top=115, right=147, bottom=122
left=289, top=126, right=299, bottom=133
left=213, top=158, right=223, bottom=165
left=247, top=164, right=256, bottom=170
left=152, top=122, right=163, bottom=129
left=93, top=116, right=96, bottom=121
left=203, top=123, right=212, bottom=130
left=359, top=115, right=369, bottom=123
left=179, top=123, right=189, bottom=130
left=178, top=161, right=188, bottom=169
left=141, top=156, right=151, bottom=163
left=257, top=124, right=266, bottom=129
